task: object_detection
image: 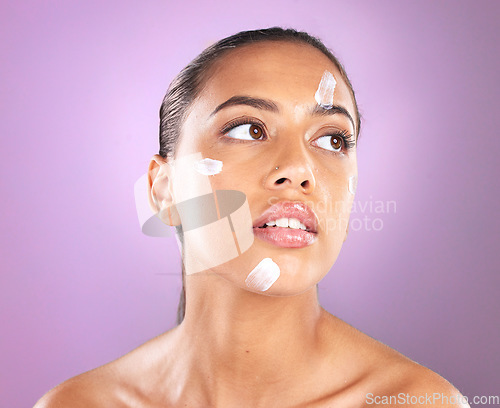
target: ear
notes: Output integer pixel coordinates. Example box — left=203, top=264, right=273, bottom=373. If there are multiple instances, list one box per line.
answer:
left=148, top=154, right=181, bottom=226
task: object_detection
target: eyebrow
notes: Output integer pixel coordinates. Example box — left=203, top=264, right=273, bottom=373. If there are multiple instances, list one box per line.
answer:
left=210, top=96, right=279, bottom=116
left=210, top=95, right=355, bottom=130
left=310, top=104, right=356, bottom=131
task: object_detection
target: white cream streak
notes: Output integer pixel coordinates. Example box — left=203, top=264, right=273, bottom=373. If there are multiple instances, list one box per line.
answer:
left=314, top=70, right=337, bottom=109
left=194, top=158, right=223, bottom=176
left=348, top=175, right=358, bottom=195
left=245, top=258, right=280, bottom=292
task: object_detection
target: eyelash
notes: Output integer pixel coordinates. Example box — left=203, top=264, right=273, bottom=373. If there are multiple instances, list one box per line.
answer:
left=220, top=117, right=268, bottom=139
left=220, top=117, right=355, bottom=152
left=321, top=129, right=356, bottom=151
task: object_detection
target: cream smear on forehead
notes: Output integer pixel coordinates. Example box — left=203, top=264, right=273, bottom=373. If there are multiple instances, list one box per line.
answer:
left=314, top=70, right=337, bottom=109
left=194, top=158, right=223, bottom=176
left=245, top=258, right=280, bottom=292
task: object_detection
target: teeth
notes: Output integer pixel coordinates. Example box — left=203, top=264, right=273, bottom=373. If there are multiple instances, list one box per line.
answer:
left=265, top=218, right=308, bottom=231
left=288, top=218, right=300, bottom=229
left=275, top=218, right=288, bottom=228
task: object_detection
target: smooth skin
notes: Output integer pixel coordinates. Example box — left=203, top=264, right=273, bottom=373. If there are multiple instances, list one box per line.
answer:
left=35, top=42, right=468, bottom=408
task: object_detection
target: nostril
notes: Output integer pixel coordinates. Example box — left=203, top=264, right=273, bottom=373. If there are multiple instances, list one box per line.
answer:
left=301, top=180, right=309, bottom=188
left=276, top=178, right=287, bottom=185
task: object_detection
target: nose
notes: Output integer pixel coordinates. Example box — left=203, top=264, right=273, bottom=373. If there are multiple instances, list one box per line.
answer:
left=264, top=146, right=316, bottom=194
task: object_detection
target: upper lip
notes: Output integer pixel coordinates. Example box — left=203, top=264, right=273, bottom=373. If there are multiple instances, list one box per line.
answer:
left=252, top=201, right=318, bottom=233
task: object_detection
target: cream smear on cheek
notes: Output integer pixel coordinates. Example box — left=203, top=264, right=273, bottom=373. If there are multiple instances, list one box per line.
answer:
left=194, top=158, right=223, bottom=176
left=314, top=70, right=337, bottom=109
left=245, top=258, right=281, bottom=292
left=348, top=175, right=358, bottom=195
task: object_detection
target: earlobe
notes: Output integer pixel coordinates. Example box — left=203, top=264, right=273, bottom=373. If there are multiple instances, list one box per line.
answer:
left=148, top=154, right=181, bottom=226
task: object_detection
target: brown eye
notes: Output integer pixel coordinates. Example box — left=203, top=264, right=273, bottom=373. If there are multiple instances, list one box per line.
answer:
left=330, top=136, right=342, bottom=151
left=249, top=125, right=263, bottom=139
left=225, top=123, right=266, bottom=141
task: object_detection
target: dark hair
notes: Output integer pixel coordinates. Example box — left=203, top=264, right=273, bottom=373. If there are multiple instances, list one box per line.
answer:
left=158, top=27, right=362, bottom=324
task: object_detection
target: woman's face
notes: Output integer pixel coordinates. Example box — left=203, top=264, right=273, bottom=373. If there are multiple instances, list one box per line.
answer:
left=169, top=41, right=358, bottom=296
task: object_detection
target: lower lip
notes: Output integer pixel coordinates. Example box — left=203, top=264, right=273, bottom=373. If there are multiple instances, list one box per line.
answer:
left=253, top=227, right=317, bottom=248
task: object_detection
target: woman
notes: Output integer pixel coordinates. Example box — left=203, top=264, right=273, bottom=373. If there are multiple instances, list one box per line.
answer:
left=36, top=28, right=468, bottom=408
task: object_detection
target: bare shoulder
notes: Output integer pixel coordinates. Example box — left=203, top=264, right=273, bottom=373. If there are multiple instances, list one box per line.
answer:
left=364, top=362, right=470, bottom=408
left=396, top=367, right=469, bottom=408
left=33, top=356, right=154, bottom=408
left=33, top=330, right=173, bottom=408
left=33, top=367, right=114, bottom=408
left=320, top=312, right=469, bottom=407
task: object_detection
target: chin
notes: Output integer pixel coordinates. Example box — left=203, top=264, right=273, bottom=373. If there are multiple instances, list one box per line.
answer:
left=223, top=248, right=334, bottom=297
left=186, top=237, right=340, bottom=297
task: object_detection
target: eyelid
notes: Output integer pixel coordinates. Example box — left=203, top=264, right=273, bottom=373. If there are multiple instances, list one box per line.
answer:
left=220, top=116, right=268, bottom=137
left=311, top=129, right=356, bottom=153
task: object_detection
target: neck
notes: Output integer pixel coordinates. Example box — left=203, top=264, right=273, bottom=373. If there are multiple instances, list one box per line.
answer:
left=172, top=271, right=329, bottom=405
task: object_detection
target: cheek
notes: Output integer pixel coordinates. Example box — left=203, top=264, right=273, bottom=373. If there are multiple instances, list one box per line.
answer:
left=170, top=153, right=216, bottom=203
left=315, top=165, right=356, bottom=236
left=202, top=153, right=264, bottom=192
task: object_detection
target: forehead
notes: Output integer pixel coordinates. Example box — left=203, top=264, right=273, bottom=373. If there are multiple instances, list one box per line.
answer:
left=196, top=41, right=356, bottom=118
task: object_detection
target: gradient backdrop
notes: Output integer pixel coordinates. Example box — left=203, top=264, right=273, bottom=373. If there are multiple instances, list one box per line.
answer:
left=1, top=1, right=499, bottom=406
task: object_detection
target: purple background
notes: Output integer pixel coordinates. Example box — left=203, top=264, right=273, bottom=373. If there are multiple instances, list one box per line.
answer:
left=1, top=1, right=499, bottom=406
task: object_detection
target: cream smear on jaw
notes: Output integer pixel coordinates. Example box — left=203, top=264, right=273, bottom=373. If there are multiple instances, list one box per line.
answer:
left=245, top=258, right=280, bottom=292
left=348, top=175, right=358, bottom=195
left=194, top=158, right=223, bottom=176
left=314, top=70, right=337, bottom=109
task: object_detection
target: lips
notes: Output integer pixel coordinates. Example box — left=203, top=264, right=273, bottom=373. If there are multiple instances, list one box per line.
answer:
left=252, top=201, right=318, bottom=248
